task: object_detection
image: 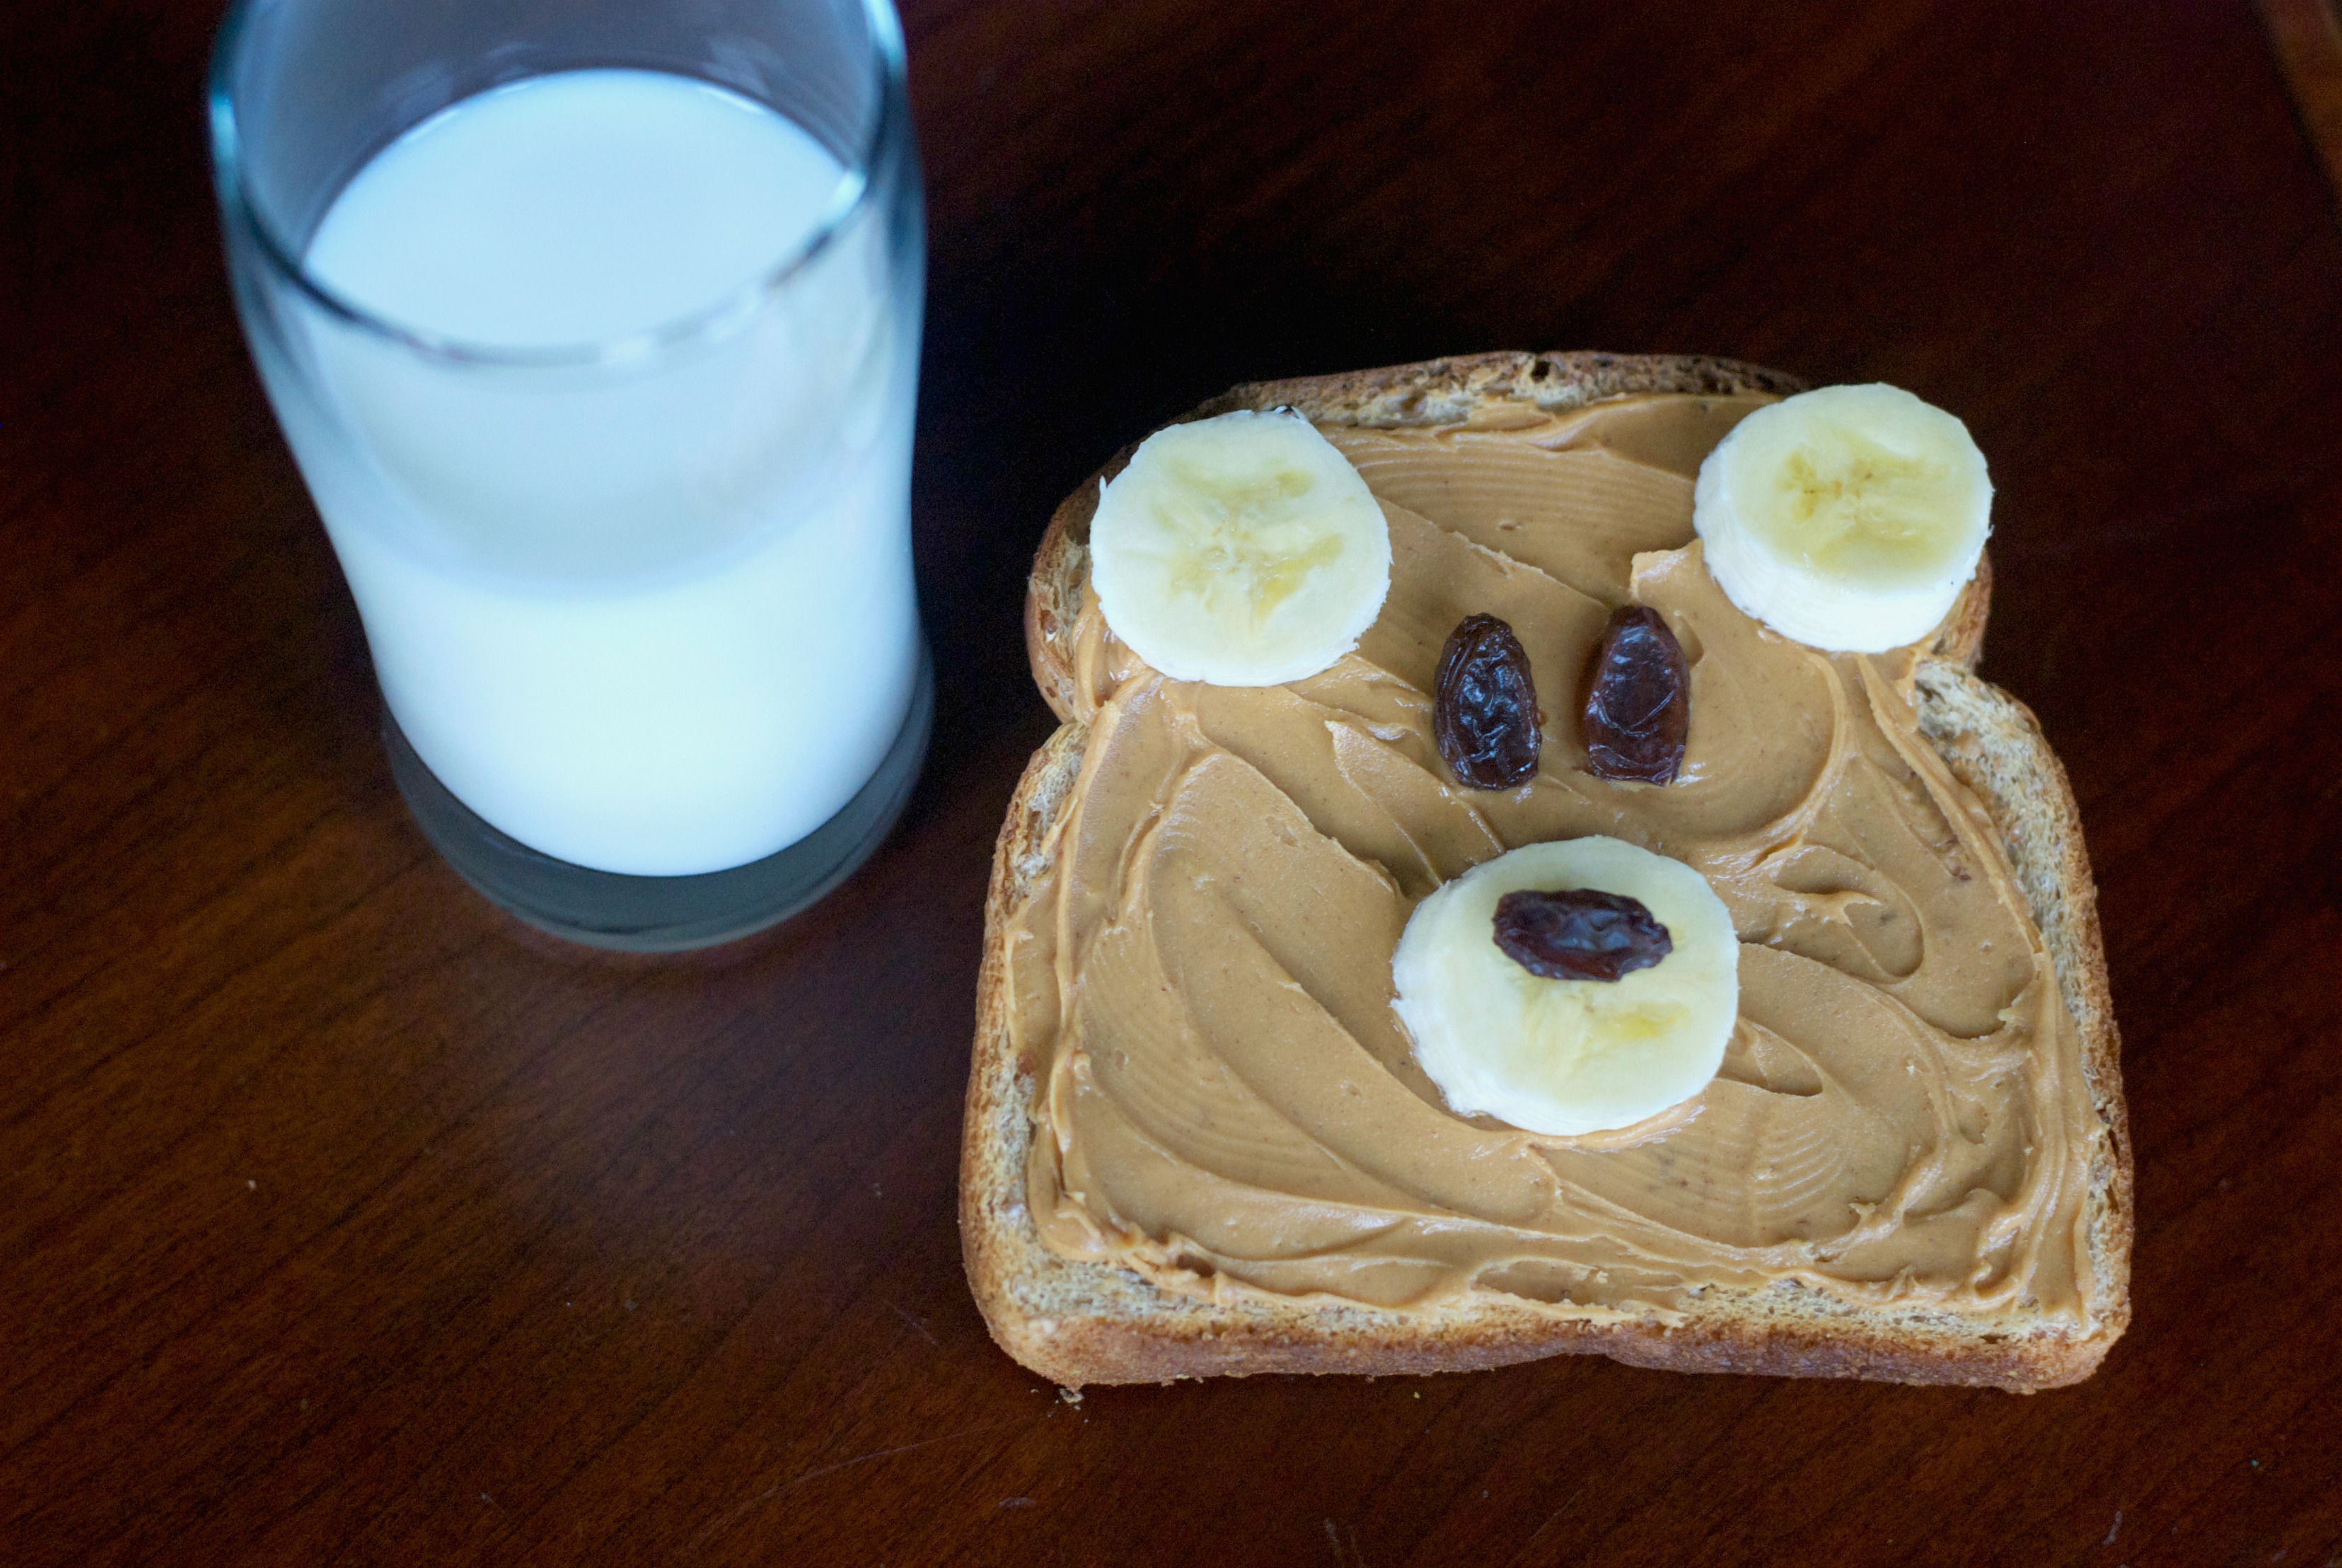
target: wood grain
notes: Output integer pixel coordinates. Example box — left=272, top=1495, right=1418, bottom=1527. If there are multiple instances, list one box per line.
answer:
left=4, top=1, right=2341, bottom=1563
left=2261, top=0, right=2342, bottom=200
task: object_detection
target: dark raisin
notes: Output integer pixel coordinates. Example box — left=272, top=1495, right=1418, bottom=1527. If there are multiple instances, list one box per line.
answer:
left=1582, top=605, right=1690, bottom=785
left=1434, top=614, right=1542, bottom=789
left=1492, top=888, right=1674, bottom=982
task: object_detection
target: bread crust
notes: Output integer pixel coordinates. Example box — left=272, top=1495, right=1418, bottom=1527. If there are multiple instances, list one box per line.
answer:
left=967, top=354, right=2128, bottom=1392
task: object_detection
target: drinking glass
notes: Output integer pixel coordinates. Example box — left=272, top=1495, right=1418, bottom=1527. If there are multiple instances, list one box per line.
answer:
left=209, top=0, right=928, bottom=950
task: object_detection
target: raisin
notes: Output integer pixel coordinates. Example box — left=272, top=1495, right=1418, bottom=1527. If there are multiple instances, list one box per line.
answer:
left=1582, top=605, right=1690, bottom=785
left=1492, top=888, right=1674, bottom=982
left=1433, top=614, right=1543, bottom=789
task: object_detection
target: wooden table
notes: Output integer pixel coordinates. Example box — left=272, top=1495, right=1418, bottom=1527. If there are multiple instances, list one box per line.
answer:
left=8, top=2, right=2342, bottom=1562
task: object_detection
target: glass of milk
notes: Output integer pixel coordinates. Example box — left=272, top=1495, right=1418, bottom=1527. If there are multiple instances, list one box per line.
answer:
left=208, top=0, right=929, bottom=949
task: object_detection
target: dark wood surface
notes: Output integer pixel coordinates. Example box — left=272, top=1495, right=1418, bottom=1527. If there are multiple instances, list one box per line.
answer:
left=6, top=2, right=2342, bottom=1562
left=2263, top=0, right=2342, bottom=195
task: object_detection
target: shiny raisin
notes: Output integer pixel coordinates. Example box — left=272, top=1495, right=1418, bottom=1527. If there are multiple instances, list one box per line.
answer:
left=1581, top=605, right=1689, bottom=785
left=1492, top=888, right=1674, bottom=982
left=1433, top=614, right=1543, bottom=789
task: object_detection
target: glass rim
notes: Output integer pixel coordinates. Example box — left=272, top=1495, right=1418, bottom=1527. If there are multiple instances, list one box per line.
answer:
left=205, top=0, right=908, bottom=371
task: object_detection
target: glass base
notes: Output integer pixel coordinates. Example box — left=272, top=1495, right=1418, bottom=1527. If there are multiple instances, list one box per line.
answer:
left=383, top=649, right=933, bottom=951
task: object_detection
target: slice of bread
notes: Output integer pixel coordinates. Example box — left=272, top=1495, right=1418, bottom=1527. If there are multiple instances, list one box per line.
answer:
left=961, top=352, right=2131, bottom=1392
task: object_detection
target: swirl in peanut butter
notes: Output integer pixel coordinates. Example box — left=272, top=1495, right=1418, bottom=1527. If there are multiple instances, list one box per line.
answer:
left=1007, top=395, right=2104, bottom=1323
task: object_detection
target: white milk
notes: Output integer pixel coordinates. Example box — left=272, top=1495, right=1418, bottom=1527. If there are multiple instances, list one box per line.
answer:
left=292, top=69, right=918, bottom=876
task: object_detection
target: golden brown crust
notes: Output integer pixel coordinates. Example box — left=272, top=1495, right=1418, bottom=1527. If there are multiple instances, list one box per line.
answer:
left=1933, top=550, right=1993, bottom=668
left=1023, top=510, right=1091, bottom=726
left=968, top=354, right=2125, bottom=1391
left=1913, top=663, right=2134, bottom=1347
left=1195, top=349, right=1809, bottom=428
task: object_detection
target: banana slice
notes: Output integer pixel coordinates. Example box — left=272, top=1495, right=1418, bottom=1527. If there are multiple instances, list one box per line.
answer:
left=1391, top=837, right=1739, bottom=1137
left=1089, top=410, right=1392, bottom=686
left=1693, top=383, right=1992, bottom=653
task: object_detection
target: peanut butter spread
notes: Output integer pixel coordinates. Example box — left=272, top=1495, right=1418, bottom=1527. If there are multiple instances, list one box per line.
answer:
left=1007, top=394, right=2104, bottom=1323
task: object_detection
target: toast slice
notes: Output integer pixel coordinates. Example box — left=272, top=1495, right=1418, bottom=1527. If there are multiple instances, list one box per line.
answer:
left=961, top=352, right=2130, bottom=1391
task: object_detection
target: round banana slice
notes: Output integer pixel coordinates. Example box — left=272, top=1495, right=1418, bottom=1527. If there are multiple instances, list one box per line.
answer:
left=1089, top=410, right=1392, bottom=687
left=1693, top=383, right=1991, bottom=653
left=1391, top=837, right=1739, bottom=1137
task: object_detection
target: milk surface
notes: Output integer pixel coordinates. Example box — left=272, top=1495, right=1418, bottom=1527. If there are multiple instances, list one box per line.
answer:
left=296, top=70, right=918, bottom=876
